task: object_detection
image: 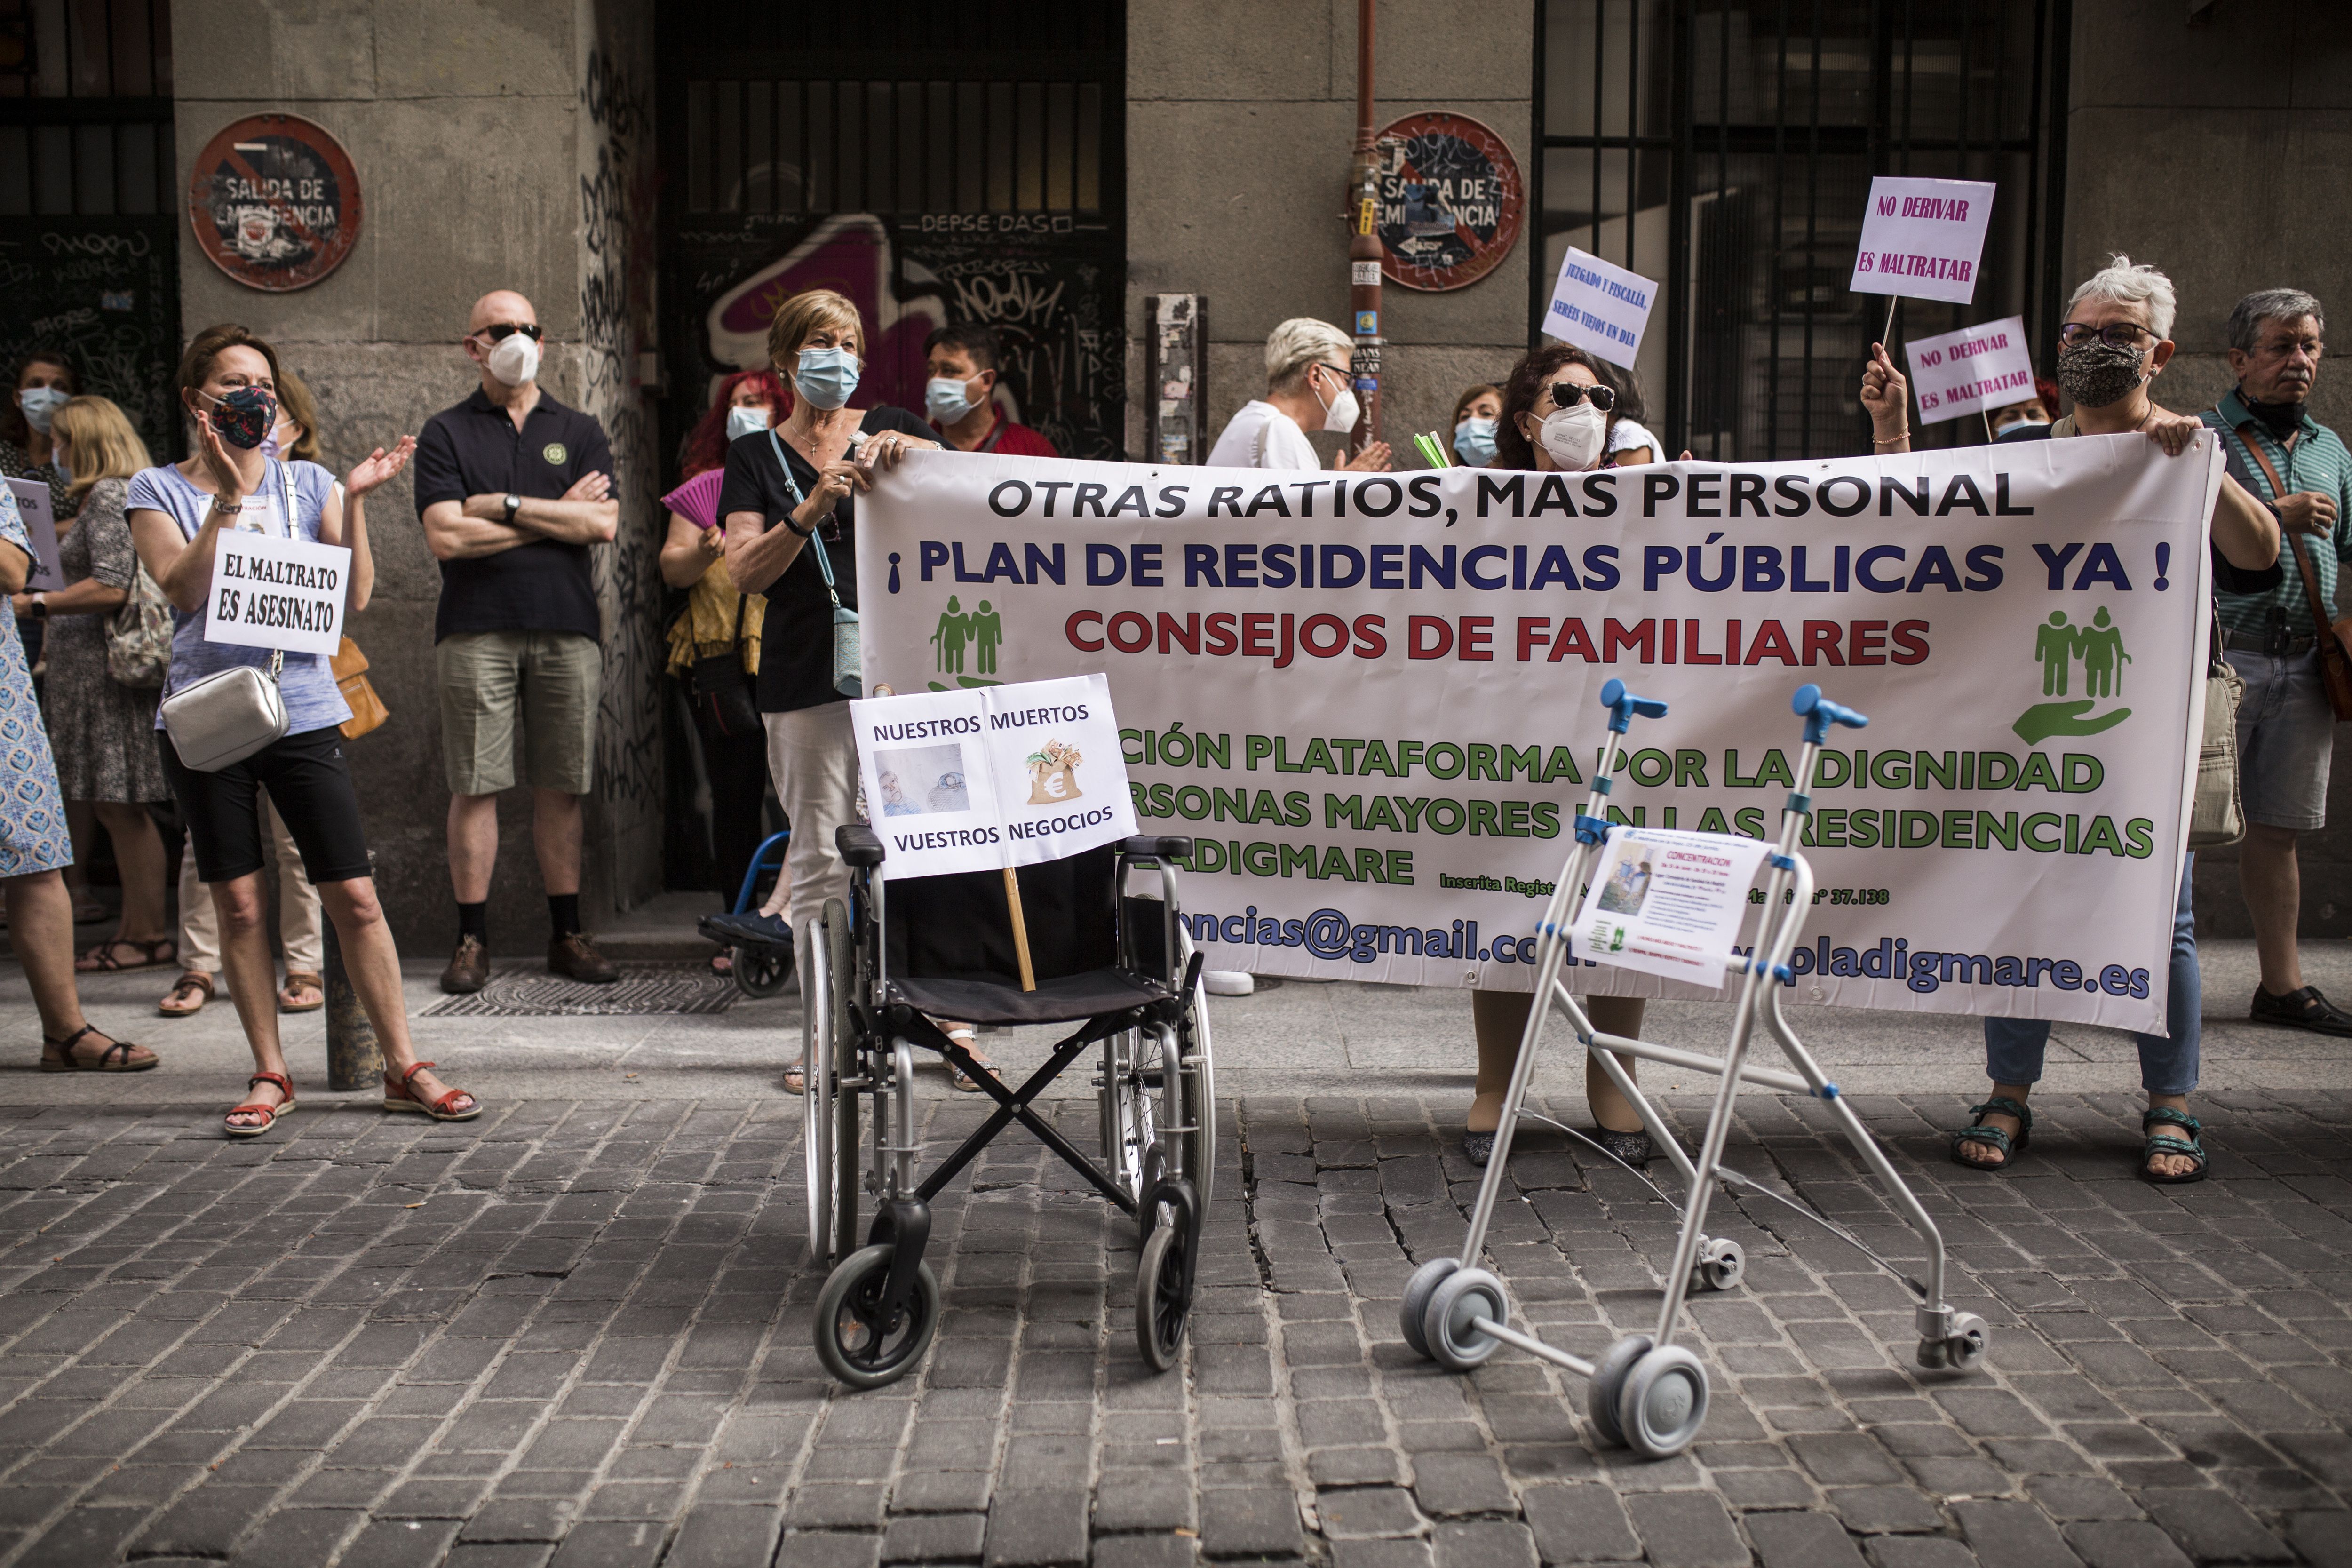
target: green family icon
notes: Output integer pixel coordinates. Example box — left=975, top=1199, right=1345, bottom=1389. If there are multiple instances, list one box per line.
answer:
left=2014, top=606, right=2132, bottom=743
left=927, top=596, right=1005, bottom=691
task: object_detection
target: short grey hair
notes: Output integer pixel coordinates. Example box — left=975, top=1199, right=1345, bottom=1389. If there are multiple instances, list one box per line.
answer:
left=1264, top=318, right=1353, bottom=392
left=2066, top=254, right=2177, bottom=342
left=2226, top=288, right=2326, bottom=354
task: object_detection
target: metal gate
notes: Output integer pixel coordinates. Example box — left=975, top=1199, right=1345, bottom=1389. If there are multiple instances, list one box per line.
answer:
left=1533, top=0, right=2066, bottom=459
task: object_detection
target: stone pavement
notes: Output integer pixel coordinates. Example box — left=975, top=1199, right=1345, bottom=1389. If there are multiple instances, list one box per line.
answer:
left=3, top=946, right=2352, bottom=1565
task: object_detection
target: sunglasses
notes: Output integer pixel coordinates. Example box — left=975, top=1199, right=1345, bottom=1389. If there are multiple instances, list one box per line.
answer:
left=1545, top=381, right=1616, bottom=413
left=475, top=322, right=544, bottom=343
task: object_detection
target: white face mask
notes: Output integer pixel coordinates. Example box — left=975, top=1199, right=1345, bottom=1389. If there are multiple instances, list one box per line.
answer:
left=725, top=404, right=772, bottom=441
left=1537, top=402, right=1608, bottom=470
left=1314, top=366, right=1361, bottom=433
left=485, top=331, right=541, bottom=387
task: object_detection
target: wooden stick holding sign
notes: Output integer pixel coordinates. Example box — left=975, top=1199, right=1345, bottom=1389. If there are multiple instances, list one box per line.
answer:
left=1002, top=868, right=1037, bottom=992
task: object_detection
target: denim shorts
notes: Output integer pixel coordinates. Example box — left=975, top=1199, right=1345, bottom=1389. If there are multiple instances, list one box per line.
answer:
left=2226, top=648, right=2335, bottom=832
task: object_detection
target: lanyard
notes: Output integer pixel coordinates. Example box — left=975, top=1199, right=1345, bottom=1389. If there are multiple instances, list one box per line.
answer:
left=766, top=428, right=845, bottom=605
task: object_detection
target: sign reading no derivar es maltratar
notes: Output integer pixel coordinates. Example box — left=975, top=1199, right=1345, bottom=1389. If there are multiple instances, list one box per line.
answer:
left=1851, top=176, right=1996, bottom=305
left=1907, top=316, right=2037, bottom=424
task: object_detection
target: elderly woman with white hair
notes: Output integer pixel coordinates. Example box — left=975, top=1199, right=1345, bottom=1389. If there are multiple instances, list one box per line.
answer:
left=1207, top=318, right=1392, bottom=472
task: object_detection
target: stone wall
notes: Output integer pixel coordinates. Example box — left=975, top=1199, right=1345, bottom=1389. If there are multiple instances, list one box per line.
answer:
left=170, top=0, right=663, bottom=954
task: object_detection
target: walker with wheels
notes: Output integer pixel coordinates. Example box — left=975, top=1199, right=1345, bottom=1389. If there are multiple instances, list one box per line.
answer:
left=1398, top=680, right=1988, bottom=1459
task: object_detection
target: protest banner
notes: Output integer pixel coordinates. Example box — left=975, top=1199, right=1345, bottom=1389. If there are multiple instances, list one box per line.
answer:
left=6, top=478, right=65, bottom=592
left=1907, top=316, right=2037, bottom=424
left=1850, top=176, right=1997, bottom=305
left=204, top=529, right=349, bottom=657
left=859, top=434, right=2223, bottom=1033
left=1542, top=247, right=1658, bottom=369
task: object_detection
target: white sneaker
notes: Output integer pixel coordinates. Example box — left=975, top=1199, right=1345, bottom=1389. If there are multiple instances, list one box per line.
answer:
left=1203, top=970, right=1255, bottom=997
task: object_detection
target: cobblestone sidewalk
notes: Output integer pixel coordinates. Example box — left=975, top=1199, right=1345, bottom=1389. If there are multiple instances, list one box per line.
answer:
left=1, top=1082, right=2350, bottom=1566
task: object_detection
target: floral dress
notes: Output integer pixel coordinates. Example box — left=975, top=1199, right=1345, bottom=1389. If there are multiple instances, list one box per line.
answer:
left=0, top=482, right=71, bottom=877
left=41, top=477, right=168, bottom=803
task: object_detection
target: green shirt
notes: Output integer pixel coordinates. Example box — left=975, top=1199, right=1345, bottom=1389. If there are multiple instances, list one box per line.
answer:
left=2203, top=387, right=2352, bottom=639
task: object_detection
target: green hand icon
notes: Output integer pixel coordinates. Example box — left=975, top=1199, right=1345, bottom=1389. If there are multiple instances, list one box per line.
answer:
left=2011, top=700, right=2131, bottom=745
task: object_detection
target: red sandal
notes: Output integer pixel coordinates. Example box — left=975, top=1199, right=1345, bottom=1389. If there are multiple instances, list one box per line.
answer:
left=383, top=1060, right=481, bottom=1122
left=225, top=1072, right=295, bottom=1139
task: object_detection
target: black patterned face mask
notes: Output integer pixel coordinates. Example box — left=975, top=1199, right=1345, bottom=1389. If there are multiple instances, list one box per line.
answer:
left=2055, top=340, right=2145, bottom=410
left=204, top=386, right=278, bottom=450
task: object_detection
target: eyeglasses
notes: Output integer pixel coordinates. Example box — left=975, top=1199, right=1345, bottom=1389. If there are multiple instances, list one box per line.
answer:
left=2058, top=322, right=2154, bottom=350
left=475, top=322, right=544, bottom=343
left=1544, top=381, right=1616, bottom=413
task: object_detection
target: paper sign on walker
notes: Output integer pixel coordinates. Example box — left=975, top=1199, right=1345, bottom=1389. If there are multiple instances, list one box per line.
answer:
left=1573, top=827, right=1773, bottom=988
left=1907, top=317, right=2035, bottom=423
left=5, top=478, right=64, bottom=593
left=850, top=673, right=1137, bottom=882
left=203, top=529, right=349, bottom=657
left=1849, top=176, right=1997, bottom=305
left=1543, top=247, right=1658, bottom=369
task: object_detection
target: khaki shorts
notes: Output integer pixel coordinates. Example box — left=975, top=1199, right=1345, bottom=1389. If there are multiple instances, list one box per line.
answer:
left=437, top=631, right=602, bottom=797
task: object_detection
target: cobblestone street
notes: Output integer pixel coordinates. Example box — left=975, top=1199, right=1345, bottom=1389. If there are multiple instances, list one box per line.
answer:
left=4, top=955, right=2352, bottom=1566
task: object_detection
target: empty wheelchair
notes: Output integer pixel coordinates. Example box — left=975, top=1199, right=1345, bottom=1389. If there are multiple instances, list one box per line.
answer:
left=800, top=827, right=1216, bottom=1389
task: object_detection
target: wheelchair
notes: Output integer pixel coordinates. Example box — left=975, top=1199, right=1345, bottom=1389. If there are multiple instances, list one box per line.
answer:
left=800, top=826, right=1216, bottom=1390
left=698, top=829, right=795, bottom=998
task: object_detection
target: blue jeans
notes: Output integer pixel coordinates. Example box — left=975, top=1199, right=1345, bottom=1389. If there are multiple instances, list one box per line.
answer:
left=1982, top=855, right=2199, bottom=1096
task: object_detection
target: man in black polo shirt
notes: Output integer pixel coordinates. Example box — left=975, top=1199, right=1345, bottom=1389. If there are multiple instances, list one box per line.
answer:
left=413, top=289, right=620, bottom=990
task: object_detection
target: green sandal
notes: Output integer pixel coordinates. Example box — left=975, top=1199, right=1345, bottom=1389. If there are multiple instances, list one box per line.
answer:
left=1951, top=1097, right=2032, bottom=1172
left=2140, top=1107, right=2208, bottom=1185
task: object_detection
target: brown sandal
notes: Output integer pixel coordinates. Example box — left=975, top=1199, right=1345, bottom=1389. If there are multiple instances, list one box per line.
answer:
left=41, top=1025, right=158, bottom=1073
left=159, top=972, right=214, bottom=1017
left=76, top=937, right=178, bottom=974
left=278, top=972, right=325, bottom=1013
left=225, top=1072, right=295, bottom=1138
left=383, top=1060, right=481, bottom=1122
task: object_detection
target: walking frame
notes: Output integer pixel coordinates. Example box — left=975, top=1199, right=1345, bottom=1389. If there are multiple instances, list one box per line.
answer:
left=1399, top=680, right=1989, bottom=1459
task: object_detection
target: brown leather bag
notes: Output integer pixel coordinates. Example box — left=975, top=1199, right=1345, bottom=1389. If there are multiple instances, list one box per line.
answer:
left=332, top=637, right=391, bottom=740
left=2235, top=422, right=2352, bottom=721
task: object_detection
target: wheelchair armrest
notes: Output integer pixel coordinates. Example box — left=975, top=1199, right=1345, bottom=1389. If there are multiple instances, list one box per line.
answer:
left=836, top=824, right=886, bottom=868
left=1121, top=834, right=1193, bottom=862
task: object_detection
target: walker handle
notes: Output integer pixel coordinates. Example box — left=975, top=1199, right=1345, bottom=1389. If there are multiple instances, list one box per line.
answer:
left=1598, top=677, right=1669, bottom=734
left=1792, top=683, right=1869, bottom=744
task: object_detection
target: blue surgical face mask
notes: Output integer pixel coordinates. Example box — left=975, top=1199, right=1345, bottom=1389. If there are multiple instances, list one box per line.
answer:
left=926, top=375, right=981, bottom=427
left=725, top=404, right=772, bottom=441
left=1453, top=416, right=1498, bottom=466
left=793, top=346, right=860, bottom=412
left=18, top=385, right=69, bottom=434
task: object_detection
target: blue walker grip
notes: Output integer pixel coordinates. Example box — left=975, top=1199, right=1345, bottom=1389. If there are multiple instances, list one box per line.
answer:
left=1792, top=683, right=1868, bottom=745
left=1598, top=677, right=1669, bottom=734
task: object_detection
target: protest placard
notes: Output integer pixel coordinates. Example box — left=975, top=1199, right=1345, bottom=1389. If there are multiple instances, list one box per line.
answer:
left=6, top=478, right=64, bottom=592
left=1542, top=247, right=1658, bottom=369
left=1574, top=827, right=1772, bottom=988
left=1907, top=316, right=2037, bottom=424
left=204, top=529, right=350, bottom=657
left=851, top=674, right=1137, bottom=883
left=1850, top=176, right=1997, bottom=305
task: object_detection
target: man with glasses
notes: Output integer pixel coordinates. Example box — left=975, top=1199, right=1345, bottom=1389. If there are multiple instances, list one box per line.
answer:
left=2201, top=289, right=2352, bottom=1035
left=412, top=290, right=621, bottom=991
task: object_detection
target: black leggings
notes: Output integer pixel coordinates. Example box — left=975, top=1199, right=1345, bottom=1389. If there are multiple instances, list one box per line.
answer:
left=159, top=725, right=372, bottom=884
left=703, top=726, right=774, bottom=903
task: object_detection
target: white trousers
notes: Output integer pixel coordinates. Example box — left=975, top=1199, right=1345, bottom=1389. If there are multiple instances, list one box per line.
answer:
left=762, top=702, right=861, bottom=929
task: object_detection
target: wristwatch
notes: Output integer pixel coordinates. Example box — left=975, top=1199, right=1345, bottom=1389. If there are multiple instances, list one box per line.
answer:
left=503, top=493, right=522, bottom=523
left=28, top=593, right=46, bottom=619
left=210, top=494, right=243, bottom=516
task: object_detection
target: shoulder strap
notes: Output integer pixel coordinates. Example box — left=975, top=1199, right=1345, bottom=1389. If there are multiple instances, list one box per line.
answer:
left=2233, top=421, right=2289, bottom=501
left=978, top=412, right=1007, bottom=454
left=2253, top=424, right=2340, bottom=629
left=763, top=427, right=808, bottom=509
left=765, top=428, right=841, bottom=604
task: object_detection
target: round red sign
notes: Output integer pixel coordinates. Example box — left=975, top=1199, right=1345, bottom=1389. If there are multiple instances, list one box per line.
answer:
left=187, top=114, right=363, bottom=292
left=1375, top=112, right=1525, bottom=293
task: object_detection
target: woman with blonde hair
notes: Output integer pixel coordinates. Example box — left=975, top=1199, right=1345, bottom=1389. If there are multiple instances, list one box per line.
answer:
left=11, top=396, right=178, bottom=974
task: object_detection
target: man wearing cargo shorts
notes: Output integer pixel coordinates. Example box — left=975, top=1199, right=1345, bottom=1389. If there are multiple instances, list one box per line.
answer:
left=414, top=289, right=621, bottom=991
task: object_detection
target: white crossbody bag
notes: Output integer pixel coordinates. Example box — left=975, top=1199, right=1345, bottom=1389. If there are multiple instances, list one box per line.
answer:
left=158, top=464, right=297, bottom=772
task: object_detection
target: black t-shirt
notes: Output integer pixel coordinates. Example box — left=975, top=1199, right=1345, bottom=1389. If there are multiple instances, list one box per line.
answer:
left=717, top=406, right=932, bottom=713
left=2003, top=422, right=2284, bottom=596
left=412, top=388, right=614, bottom=643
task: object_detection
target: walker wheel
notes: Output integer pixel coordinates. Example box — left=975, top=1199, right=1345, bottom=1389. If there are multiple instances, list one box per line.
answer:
left=1942, top=1312, right=1990, bottom=1373
left=1692, top=1237, right=1745, bottom=1294
left=1586, top=1333, right=1652, bottom=1447
left=1617, top=1344, right=1710, bottom=1459
left=1398, top=1257, right=1460, bottom=1360
left=812, top=1243, right=939, bottom=1391
left=1422, top=1268, right=1506, bottom=1372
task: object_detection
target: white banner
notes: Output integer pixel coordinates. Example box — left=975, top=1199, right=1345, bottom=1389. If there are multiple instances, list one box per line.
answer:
left=860, top=434, right=2222, bottom=1032
left=1850, top=176, right=1997, bottom=304
left=1542, top=247, right=1658, bottom=369
left=851, top=674, right=1137, bottom=881
left=1908, top=317, right=2036, bottom=424
left=205, top=530, right=349, bottom=656
left=6, top=478, right=64, bottom=592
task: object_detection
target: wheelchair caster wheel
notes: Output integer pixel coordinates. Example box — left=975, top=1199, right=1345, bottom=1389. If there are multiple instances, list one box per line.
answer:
left=1136, top=1222, right=1193, bottom=1372
left=1422, top=1267, right=1506, bottom=1372
left=1137, top=1145, right=1168, bottom=1243
left=733, top=946, right=791, bottom=998
left=1917, top=1312, right=1989, bottom=1373
left=1692, top=1237, right=1745, bottom=1294
left=1585, top=1333, right=1652, bottom=1447
left=1617, top=1343, right=1710, bottom=1459
left=1398, top=1258, right=1460, bottom=1360
left=813, top=1243, right=940, bottom=1391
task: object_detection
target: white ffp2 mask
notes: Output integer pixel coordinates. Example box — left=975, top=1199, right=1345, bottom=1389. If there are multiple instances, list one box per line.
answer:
left=486, top=332, right=541, bottom=387
left=1537, top=403, right=1607, bottom=470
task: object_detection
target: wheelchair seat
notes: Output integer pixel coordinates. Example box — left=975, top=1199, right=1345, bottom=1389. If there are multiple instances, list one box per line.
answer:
left=885, top=967, right=1171, bottom=1027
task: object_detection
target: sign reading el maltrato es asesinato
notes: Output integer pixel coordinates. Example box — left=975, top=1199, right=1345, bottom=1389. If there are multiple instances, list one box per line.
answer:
left=204, top=529, right=350, bottom=658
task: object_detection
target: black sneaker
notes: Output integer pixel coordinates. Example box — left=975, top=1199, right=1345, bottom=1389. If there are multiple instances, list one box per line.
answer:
left=2250, top=984, right=2352, bottom=1036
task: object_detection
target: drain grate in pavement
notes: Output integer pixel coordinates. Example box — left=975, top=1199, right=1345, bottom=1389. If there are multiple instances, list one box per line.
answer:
left=421, top=963, right=739, bottom=1018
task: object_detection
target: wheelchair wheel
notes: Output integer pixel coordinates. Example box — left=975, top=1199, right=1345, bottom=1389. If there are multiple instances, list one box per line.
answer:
left=734, top=945, right=792, bottom=999
left=825, top=900, right=860, bottom=1265
left=1176, top=936, right=1218, bottom=1212
left=801, top=917, right=836, bottom=1266
left=813, top=1243, right=940, bottom=1391
left=1101, top=1027, right=1162, bottom=1212
left=1135, top=1220, right=1192, bottom=1372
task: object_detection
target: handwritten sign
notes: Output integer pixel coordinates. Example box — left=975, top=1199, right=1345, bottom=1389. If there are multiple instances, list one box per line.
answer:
left=1906, top=316, right=2037, bottom=424
left=205, top=529, right=349, bottom=656
left=5, top=478, right=64, bottom=592
left=1542, top=247, right=1658, bottom=369
left=1573, top=826, right=1773, bottom=989
left=1849, top=177, right=1997, bottom=305
left=851, top=674, right=1137, bottom=882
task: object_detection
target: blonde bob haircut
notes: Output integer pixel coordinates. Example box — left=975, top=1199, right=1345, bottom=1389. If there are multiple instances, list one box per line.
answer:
left=766, top=289, right=866, bottom=372
left=50, top=395, right=154, bottom=502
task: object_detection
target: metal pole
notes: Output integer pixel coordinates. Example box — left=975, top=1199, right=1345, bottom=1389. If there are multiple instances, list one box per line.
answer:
left=322, top=852, right=382, bottom=1092
left=1347, top=0, right=1384, bottom=458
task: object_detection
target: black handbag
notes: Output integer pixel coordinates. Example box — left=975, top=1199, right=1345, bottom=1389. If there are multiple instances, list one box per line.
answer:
left=687, top=594, right=761, bottom=740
